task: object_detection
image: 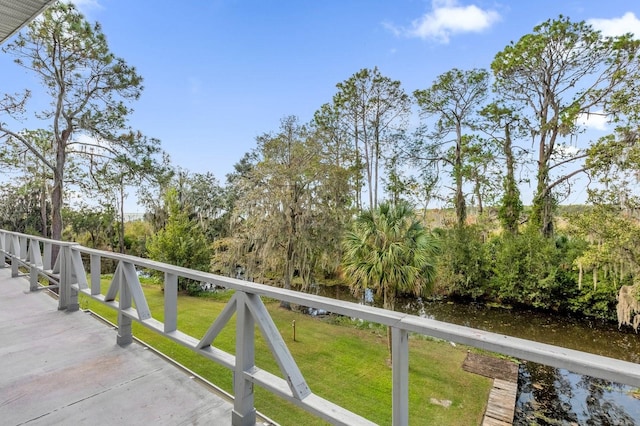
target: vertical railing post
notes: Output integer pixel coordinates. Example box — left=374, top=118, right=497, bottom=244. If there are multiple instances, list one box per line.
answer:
left=67, top=247, right=79, bottom=312
left=58, top=245, right=78, bottom=311
left=90, top=254, right=101, bottom=295
left=29, top=263, right=39, bottom=291
left=10, top=257, right=18, bottom=276
left=117, top=267, right=133, bottom=346
left=0, top=232, right=6, bottom=268
left=57, top=245, right=68, bottom=309
left=164, top=272, right=177, bottom=333
left=29, top=240, right=42, bottom=292
left=43, top=242, right=52, bottom=271
left=392, top=327, right=409, bottom=426
left=19, top=236, right=27, bottom=260
left=232, top=292, right=257, bottom=426
left=11, top=236, right=19, bottom=277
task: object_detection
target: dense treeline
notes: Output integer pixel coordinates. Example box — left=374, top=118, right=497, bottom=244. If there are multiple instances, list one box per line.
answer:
left=2, top=5, right=640, bottom=327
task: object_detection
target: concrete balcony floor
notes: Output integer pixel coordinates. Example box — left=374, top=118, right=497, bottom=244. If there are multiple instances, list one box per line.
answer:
left=0, top=268, right=269, bottom=425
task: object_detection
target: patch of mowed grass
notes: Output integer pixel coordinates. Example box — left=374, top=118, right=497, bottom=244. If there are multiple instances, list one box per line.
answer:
left=80, top=279, right=491, bottom=425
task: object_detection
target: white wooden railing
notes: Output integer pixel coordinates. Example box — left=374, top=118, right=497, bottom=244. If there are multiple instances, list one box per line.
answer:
left=1, top=228, right=640, bottom=426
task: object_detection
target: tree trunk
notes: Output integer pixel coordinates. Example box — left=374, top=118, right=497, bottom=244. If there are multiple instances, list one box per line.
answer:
left=474, top=180, right=483, bottom=216
left=454, top=123, right=466, bottom=227
left=40, top=178, right=48, bottom=238
left=50, top=130, right=68, bottom=272
left=50, top=167, right=63, bottom=293
left=362, top=116, right=374, bottom=210
left=501, top=122, right=520, bottom=235
left=373, top=121, right=380, bottom=210
left=383, top=286, right=395, bottom=362
left=51, top=124, right=70, bottom=243
left=354, top=121, right=361, bottom=211
left=118, top=181, right=126, bottom=253
left=532, top=163, right=554, bottom=237
left=280, top=208, right=295, bottom=309
left=532, top=123, right=556, bottom=237
left=504, top=124, right=520, bottom=235
left=51, top=174, right=63, bottom=242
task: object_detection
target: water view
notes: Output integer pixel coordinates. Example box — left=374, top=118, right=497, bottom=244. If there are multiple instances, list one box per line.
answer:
left=409, top=301, right=640, bottom=425
left=313, top=285, right=640, bottom=425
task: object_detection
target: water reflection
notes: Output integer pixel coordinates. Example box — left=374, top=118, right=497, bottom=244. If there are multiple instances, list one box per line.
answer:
left=515, top=363, right=638, bottom=425
left=313, top=285, right=640, bottom=424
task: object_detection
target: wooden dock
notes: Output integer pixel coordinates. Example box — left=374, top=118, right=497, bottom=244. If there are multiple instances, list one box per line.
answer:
left=463, top=352, right=519, bottom=426
left=482, top=379, right=518, bottom=426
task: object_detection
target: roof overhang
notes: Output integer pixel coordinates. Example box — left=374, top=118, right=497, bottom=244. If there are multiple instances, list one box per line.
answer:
left=0, top=0, right=56, bottom=45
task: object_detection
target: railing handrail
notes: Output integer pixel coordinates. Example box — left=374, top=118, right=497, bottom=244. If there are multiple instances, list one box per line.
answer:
left=80, top=244, right=406, bottom=323
left=2, top=229, right=640, bottom=426
left=0, top=229, right=78, bottom=247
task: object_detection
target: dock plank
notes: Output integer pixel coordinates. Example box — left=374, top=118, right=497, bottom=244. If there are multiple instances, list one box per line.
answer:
left=463, top=352, right=519, bottom=426
left=463, top=352, right=519, bottom=382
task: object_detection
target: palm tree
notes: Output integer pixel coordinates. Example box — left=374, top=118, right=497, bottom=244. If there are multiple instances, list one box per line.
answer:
left=341, top=201, right=439, bottom=359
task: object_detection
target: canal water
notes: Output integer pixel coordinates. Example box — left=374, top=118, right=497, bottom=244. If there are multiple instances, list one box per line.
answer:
left=312, top=285, right=640, bottom=425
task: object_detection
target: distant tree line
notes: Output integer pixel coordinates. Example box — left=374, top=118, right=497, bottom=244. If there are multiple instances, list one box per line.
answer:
left=1, top=5, right=640, bottom=326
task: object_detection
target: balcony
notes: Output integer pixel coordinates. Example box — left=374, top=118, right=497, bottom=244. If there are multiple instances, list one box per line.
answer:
left=1, top=229, right=639, bottom=425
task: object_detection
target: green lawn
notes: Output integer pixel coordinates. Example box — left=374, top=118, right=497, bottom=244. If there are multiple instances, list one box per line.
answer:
left=79, top=279, right=491, bottom=425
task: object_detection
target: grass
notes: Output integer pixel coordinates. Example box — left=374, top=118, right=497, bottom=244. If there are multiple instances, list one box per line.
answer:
left=79, top=278, right=492, bottom=426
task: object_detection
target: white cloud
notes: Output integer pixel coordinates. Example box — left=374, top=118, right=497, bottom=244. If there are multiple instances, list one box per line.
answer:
left=552, top=144, right=581, bottom=161
left=588, top=12, right=640, bottom=39
left=387, top=0, right=501, bottom=44
left=577, top=110, right=609, bottom=131
left=65, top=0, right=103, bottom=16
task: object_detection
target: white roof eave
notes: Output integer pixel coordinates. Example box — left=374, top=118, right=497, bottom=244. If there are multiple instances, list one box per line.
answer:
left=0, top=0, right=56, bottom=45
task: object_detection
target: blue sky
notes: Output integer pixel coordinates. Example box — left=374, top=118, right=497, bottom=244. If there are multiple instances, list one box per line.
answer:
left=2, top=0, right=640, bottom=212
